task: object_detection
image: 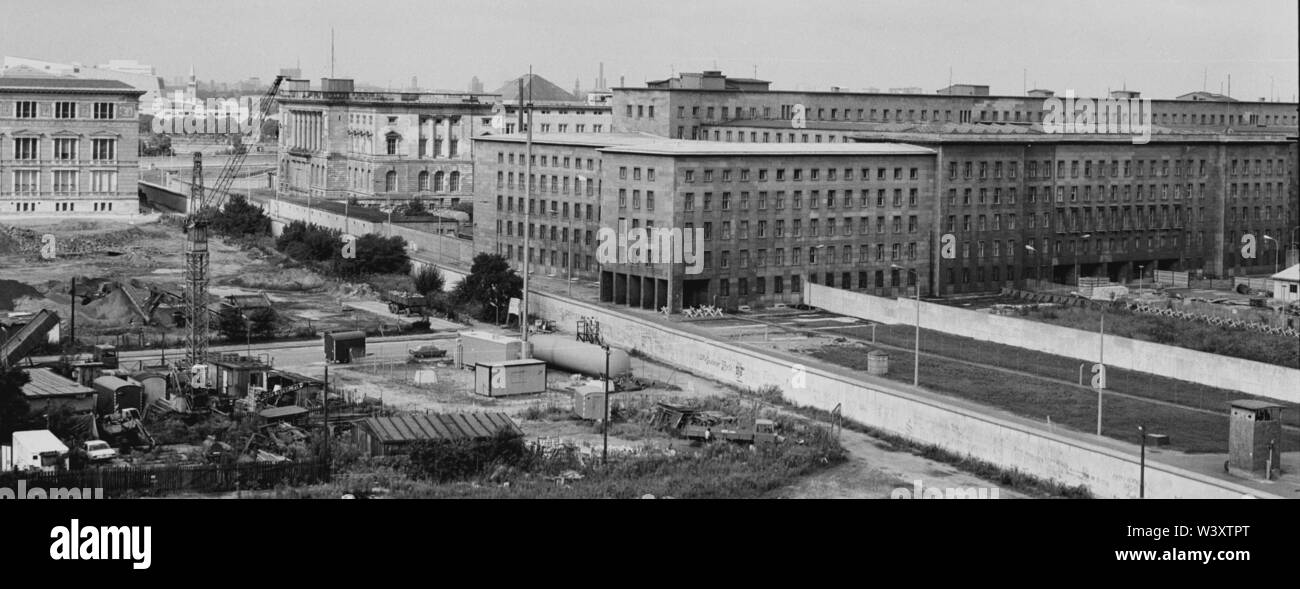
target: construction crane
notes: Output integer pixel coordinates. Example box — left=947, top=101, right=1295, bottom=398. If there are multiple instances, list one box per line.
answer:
left=183, top=75, right=286, bottom=380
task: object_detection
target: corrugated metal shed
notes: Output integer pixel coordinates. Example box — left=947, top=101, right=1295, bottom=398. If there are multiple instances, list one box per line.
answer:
left=22, top=368, right=95, bottom=399
left=361, top=412, right=521, bottom=444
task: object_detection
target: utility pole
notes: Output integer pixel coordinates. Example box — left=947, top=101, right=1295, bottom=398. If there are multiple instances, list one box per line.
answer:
left=520, top=66, right=534, bottom=357
left=602, top=344, right=611, bottom=465
left=1097, top=307, right=1105, bottom=436
left=68, top=277, right=76, bottom=353
left=1138, top=424, right=1146, bottom=498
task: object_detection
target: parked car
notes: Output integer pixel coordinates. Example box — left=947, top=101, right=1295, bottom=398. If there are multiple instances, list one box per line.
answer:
left=83, top=440, right=119, bottom=463
left=409, top=344, right=447, bottom=359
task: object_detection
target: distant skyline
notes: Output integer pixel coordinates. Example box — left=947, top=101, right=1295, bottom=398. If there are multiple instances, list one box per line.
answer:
left=2, top=0, right=1297, bottom=100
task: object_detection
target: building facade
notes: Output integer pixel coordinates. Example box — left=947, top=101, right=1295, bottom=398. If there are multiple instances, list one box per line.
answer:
left=0, top=77, right=143, bottom=217
left=277, top=78, right=497, bottom=208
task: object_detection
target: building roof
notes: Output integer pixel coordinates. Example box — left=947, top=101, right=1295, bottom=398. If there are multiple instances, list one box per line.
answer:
left=22, top=368, right=95, bottom=399
left=598, top=139, right=936, bottom=157
left=477, top=359, right=546, bottom=368
left=496, top=74, right=577, bottom=102
left=472, top=132, right=663, bottom=148
left=1176, top=91, right=1238, bottom=102
left=0, top=76, right=144, bottom=94
left=1230, top=400, right=1284, bottom=410
left=1271, top=263, right=1300, bottom=283
left=260, top=405, right=310, bottom=420
left=11, top=429, right=68, bottom=453
left=361, top=412, right=521, bottom=444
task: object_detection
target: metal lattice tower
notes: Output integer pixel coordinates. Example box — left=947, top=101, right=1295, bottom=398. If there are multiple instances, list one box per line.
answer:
left=184, top=152, right=208, bottom=366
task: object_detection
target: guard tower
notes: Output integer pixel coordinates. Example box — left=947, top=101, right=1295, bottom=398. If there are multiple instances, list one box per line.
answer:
left=1228, top=400, right=1283, bottom=476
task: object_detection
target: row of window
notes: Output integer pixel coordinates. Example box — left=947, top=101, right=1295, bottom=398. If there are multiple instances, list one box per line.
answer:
left=10, top=201, right=117, bottom=212
left=499, top=151, right=599, bottom=171
left=5, top=101, right=118, bottom=120
left=4, top=170, right=120, bottom=193
left=497, top=197, right=596, bottom=221
left=659, top=102, right=1299, bottom=128
left=372, top=169, right=462, bottom=193
left=948, top=157, right=1287, bottom=181
left=5, top=138, right=118, bottom=161
left=683, top=166, right=920, bottom=183
left=500, top=123, right=606, bottom=134
left=679, top=189, right=921, bottom=212
left=499, top=172, right=597, bottom=196
left=960, top=181, right=1290, bottom=206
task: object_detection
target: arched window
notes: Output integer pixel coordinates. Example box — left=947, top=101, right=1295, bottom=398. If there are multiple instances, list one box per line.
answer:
left=449, top=171, right=460, bottom=192
left=433, top=171, right=445, bottom=192
left=418, top=171, right=430, bottom=191
left=386, top=133, right=401, bottom=155
left=385, top=170, right=397, bottom=192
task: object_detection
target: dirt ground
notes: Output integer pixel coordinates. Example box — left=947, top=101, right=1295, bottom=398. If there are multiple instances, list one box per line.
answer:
left=0, top=216, right=402, bottom=341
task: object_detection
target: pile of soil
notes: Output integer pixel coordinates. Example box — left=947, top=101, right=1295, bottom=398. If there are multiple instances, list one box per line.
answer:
left=0, top=279, right=42, bottom=311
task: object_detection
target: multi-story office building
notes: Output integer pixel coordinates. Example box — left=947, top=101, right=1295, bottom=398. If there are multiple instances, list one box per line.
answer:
left=597, top=141, right=936, bottom=311
left=472, top=133, right=657, bottom=284
left=474, top=133, right=936, bottom=310
left=469, top=70, right=1296, bottom=307
left=613, top=71, right=1299, bottom=140
left=0, top=77, right=143, bottom=217
left=496, top=102, right=612, bottom=135
left=276, top=78, right=497, bottom=207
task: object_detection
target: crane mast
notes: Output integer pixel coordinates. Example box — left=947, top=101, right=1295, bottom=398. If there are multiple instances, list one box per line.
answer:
left=183, top=76, right=285, bottom=372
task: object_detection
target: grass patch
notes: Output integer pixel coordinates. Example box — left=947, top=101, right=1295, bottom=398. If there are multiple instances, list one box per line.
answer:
left=780, top=403, right=1092, bottom=499
left=1019, top=304, right=1299, bottom=369
left=805, top=342, right=1300, bottom=454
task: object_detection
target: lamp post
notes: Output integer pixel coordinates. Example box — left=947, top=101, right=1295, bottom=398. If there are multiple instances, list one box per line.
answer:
left=892, top=264, right=920, bottom=387
left=1138, top=264, right=1145, bottom=290
left=239, top=311, right=252, bottom=358
left=602, top=343, right=611, bottom=465
left=1263, top=235, right=1278, bottom=274
left=1025, top=244, right=1040, bottom=289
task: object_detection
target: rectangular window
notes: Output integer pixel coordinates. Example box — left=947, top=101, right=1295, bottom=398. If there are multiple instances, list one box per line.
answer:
left=54, top=101, right=76, bottom=119
left=15, top=101, right=36, bottom=118
left=54, top=138, right=78, bottom=161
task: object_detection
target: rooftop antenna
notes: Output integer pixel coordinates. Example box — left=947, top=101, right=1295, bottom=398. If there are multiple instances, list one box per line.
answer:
left=1203, top=67, right=1207, bottom=92
left=1227, top=74, right=1231, bottom=98
left=1023, top=68, right=1026, bottom=95
left=753, top=64, right=758, bottom=78
left=948, top=66, right=952, bottom=89
left=330, top=28, right=335, bottom=78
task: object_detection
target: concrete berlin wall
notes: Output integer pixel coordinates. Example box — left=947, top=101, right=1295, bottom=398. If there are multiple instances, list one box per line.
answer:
left=802, top=283, right=1299, bottom=405
left=527, top=290, right=1279, bottom=498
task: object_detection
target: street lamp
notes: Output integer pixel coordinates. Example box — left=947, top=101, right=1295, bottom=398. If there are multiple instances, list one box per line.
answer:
left=891, top=264, right=920, bottom=387
left=239, top=311, right=252, bottom=358
left=1263, top=235, right=1278, bottom=274
left=1138, top=425, right=1170, bottom=498
left=1137, top=264, right=1145, bottom=290
left=602, top=344, right=611, bottom=465
left=1025, top=244, right=1041, bottom=289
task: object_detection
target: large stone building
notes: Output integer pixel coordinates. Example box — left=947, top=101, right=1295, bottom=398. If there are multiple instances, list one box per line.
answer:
left=276, top=78, right=497, bottom=208
left=471, top=70, right=1297, bottom=308
left=0, top=77, right=143, bottom=217
left=474, top=133, right=936, bottom=310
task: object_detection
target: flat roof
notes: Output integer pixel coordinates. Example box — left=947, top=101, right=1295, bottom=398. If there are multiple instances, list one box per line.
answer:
left=11, top=429, right=67, bottom=452
left=612, top=86, right=1300, bottom=106
left=362, top=412, right=521, bottom=444
left=0, top=76, right=145, bottom=94
left=477, top=359, right=546, bottom=367
left=598, top=139, right=935, bottom=157
left=1230, top=400, right=1285, bottom=410
left=472, top=132, right=664, bottom=148
left=847, top=130, right=1296, bottom=145
left=260, top=406, right=310, bottom=419
left=22, top=368, right=95, bottom=399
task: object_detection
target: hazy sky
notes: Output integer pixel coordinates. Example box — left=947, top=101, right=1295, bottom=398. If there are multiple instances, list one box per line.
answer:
left=2, top=0, right=1296, bottom=100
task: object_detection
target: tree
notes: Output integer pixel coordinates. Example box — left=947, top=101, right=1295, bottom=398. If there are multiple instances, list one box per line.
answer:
left=276, top=221, right=341, bottom=262
left=451, top=201, right=474, bottom=222
left=413, top=266, right=445, bottom=297
left=338, top=234, right=410, bottom=277
left=0, top=366, right=33, bottom=444
left=453, top=253, right=522, bottom=322
left=212, top=194, right=271, bottom=237
left=217, top=306, right=277, bottom=342
left=259, top=118, right=279, bottom=140
left=405, top=198, right=428, bottom=217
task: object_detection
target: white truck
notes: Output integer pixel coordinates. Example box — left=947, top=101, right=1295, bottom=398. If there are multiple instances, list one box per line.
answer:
left=11, top=430, right=69, bottom=472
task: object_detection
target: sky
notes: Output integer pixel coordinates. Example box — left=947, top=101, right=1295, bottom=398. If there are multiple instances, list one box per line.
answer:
left=2, top=0, right=1297, bottom=100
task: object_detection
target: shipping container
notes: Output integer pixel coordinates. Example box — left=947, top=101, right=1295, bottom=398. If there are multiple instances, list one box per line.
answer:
left=92, top=375, right=143, bottom=413
left=10, top=430, right=68, bottom=472
left=458, top=331, right=523, bottom=367
left=474, top=359, right=547, bottom=397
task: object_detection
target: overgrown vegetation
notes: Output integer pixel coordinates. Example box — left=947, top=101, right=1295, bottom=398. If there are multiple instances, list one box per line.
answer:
left=1022, top=305, right=1299, bottom=368
left=273, top=220, right=410, bottom=278
left=452, top=253, right=522, bottom=322
left=216, top=306, right=278, bottom=342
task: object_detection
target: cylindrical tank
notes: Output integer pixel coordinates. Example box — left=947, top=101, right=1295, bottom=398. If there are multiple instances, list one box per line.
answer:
left=866, top=351, right=889, bottom=376
left=528, top=334, right=631, bottom=377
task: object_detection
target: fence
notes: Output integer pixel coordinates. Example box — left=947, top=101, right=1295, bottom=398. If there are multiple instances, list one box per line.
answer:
left=1153, top=270, right=1190, bottom=288
left=0, top=459, right=329, bottom=497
